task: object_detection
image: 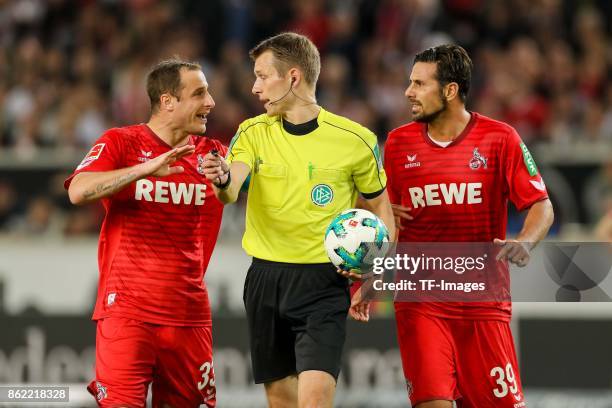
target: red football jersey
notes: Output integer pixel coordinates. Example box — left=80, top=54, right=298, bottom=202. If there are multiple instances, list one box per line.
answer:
left=385, top=112, right=548, bottom=321
left=65, top=124, right=225, bottom=326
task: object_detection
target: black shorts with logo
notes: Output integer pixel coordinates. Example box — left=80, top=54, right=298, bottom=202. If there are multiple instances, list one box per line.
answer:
left=243, top=258, right=350, bottom=384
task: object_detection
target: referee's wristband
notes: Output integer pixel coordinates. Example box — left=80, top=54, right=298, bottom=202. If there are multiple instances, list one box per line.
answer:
left=213, top=170, right=231, bottom=190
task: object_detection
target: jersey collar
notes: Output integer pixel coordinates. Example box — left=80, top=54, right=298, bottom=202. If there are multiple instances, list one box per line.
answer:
left=282, top=116, right=319, bottom=135
left=420, top=112, right=478, bottom=148
left=280, top=107, right=326, bottom=136
left=142, top=124, right=195, bottom=149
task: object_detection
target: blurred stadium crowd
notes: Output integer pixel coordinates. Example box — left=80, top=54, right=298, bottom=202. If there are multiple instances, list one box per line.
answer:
left=0, top=0, right=610, bottom=238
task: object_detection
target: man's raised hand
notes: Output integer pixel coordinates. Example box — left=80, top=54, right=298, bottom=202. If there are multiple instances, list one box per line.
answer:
left=144, top=144, right=195, bottom=177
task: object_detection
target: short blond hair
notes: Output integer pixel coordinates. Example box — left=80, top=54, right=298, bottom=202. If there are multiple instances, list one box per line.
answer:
left=249, top=32, right=321, bottom=86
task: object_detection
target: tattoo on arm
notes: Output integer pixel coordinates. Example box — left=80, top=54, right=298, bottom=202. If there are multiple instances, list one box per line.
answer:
left=82, top=172, right=139, bottom=200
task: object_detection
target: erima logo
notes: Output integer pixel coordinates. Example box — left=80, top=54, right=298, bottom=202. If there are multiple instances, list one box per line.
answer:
left=408, top=183, right=482, bottom=208
left=138, top=150, right=152, bottom=163
left=529, top=178, right=546, bottom=191
left=135, top=179, right=207, bottom=205
left=405, top=154, right=421, bottom=169
left=107, top=293, right=116, bottom=306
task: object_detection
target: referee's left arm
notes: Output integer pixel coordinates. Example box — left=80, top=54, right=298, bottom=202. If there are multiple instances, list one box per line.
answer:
left=214, top=161, right=251, bottom=203
left=362, top=189, right=396, bottom=242
left=200, top=152, right=250, bottom=204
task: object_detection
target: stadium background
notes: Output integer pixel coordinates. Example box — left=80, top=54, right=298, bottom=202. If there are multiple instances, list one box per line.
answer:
left=0, top=0, right=610, bottom=406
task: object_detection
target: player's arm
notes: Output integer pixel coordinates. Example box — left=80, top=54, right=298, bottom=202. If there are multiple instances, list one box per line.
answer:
left=200, top=152, right=250, bottom=204
left=496, top=128, right=555, bottom=266
left=348, top=190, right=397, bottom=322
left=358, top=195, right=412, bottom=236
left=516, top=198, right=554, bottom=246
left=68, top=145, right=195, bottom=205
left=361, top=190, right=396, bottom=242
left=495, top=198, right=554, bottom=266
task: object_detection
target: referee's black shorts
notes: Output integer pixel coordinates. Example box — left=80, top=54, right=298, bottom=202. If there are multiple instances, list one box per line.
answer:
left=243, top=258, right=350, bottom=384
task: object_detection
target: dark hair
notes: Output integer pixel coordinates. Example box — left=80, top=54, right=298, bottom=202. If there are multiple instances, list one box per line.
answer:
left=146, top=58, right=201, bottom=112
left=414, top=44, right=473, bottom=102
left=249, top=32, right=321, bottom=85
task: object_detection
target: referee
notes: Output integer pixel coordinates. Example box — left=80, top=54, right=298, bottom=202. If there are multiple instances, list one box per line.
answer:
left=202, top=32, right=395, bottom=408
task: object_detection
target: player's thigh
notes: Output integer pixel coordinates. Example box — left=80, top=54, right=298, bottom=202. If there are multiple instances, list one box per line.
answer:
left=455, top=320, right=525, bottom=408
left=153, top=325, right=216, bottom=408
left=394, top=309, right=460, bottom=405
left=89, top=317, right=157, bottom=408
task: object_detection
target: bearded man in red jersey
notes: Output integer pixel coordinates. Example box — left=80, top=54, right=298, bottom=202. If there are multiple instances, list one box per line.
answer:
left=384, top=45, right=554, bottom=408
left=66, top=59, right=224, bottom=408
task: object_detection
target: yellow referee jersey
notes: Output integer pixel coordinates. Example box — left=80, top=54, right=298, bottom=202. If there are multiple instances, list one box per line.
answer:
left=227, top=107, right=387, bottom=263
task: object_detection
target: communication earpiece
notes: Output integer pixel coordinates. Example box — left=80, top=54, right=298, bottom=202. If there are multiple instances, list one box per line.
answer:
left=269, top=77, right=296, bottom=105
left=269, top=76, right=315, bottom=106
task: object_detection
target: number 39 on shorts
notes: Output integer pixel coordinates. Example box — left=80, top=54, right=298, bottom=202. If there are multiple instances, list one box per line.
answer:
left=197, top=360, right=216, bottom=392
left=490, top=362, right=523, bottom=402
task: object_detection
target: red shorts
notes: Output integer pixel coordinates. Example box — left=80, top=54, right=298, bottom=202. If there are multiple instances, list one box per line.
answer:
left=87, top=317, right=216, bottom=408
left=395, top=310, right=525, bottom=408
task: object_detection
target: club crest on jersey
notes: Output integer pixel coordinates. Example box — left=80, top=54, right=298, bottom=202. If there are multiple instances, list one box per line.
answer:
left=95, top=382, right=107, bottom=401
left=197, top=154, right=205, bottom=175
left=405, top=154, right=421, bottom=169
left=311, top=184, right=333, bottom=206
left=469, top=147, right=487, bottom=170
left=138, top=150, right=152, bottom=162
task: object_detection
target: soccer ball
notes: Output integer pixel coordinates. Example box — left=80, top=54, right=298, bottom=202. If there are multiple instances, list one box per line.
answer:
left=324, top=208, right=390, bottom=273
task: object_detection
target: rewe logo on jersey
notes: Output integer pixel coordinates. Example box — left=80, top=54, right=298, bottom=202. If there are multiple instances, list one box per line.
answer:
left=408, top=183, right=482, bottom=208
left=135, top=179, right=207, bottom=205
left=405, top=154, right=421, bottom=169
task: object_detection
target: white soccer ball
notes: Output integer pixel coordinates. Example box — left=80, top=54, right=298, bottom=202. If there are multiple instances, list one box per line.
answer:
left=324, top=208, right=390, bottom=273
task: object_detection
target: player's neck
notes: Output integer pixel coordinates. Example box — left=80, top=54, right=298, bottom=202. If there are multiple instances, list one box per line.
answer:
left=427, top=108, right=471, bottom=143
left=283, top=104, right=321, bottom=125
left=146, top=117, right=191, bottom=148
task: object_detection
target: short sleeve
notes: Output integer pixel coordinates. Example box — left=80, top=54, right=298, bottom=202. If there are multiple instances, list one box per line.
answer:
left=353, top=131, right=387, bottom=197
left=226, top=126, right=255, bottom=170
left=503, top=128, right=549, bottom=211
left=64, top=130, right=123, bottom=189
left=383, top=133, right=400, bottom=204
